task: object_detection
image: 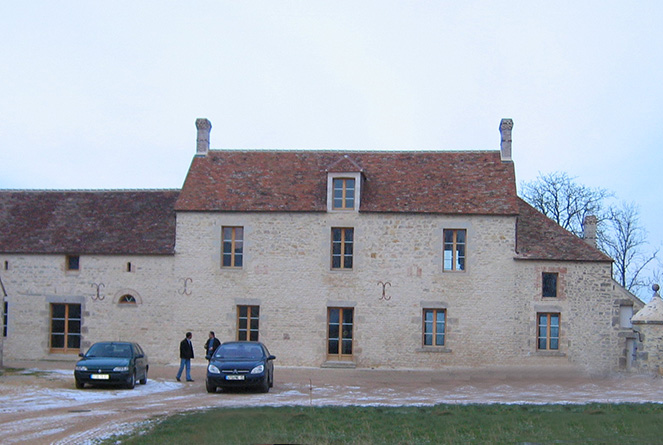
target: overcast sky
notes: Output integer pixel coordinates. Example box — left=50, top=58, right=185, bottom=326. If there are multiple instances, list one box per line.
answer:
left=1, top=2, right=661, bottom=294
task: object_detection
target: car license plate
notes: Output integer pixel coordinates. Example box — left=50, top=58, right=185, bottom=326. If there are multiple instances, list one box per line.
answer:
left=91, top=374, right=110, bottom=380
left=226, top=375, right=245, bottom=381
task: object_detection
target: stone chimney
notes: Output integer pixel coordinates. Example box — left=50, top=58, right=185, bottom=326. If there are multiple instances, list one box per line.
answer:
left=583, top=215, right=598, bottom=247
left=196, top=118, right=212, bottom=156
left=499, top=118, right=513, bottom=161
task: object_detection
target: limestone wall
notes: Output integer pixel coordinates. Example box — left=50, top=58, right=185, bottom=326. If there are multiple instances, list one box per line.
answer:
left=0, top=253, right=175, bottom=361
left=514, top=261, right=640, bottom=374
left=632, top=323, right=663, bottom=374
left=0, top=211, right=636, bottom=375
left=168, top=211, right=628, bottom=374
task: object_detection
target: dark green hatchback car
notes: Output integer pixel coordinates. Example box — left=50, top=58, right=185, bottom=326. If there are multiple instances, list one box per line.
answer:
left=74, top=341, right=149, bottom=389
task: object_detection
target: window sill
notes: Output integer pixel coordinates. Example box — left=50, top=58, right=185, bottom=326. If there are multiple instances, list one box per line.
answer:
left=416, top=347, right=452, bottom=354
left=321, top=361, right=356, bottom=369
left=533, top=351, right=566, bottom=357
left=47, top=351, right=81, bottom=358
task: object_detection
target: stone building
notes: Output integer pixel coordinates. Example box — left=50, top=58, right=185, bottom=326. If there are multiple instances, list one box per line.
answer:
left=0, top=118, right=644, bottom=375
left=631, top=285, right=663, bottom=373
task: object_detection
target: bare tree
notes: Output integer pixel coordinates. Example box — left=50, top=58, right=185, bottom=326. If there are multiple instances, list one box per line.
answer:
left=602, top=202, right=659, bottom=293
left=520, top=172, right=613, bottom=237
left=521, top=172, right=659, bottom=298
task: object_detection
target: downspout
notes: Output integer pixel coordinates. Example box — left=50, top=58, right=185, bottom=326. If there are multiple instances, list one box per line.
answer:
left=0, top=275, right=6, bottom=368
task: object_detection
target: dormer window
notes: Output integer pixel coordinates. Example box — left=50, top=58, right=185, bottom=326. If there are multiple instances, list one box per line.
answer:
left=333, top=178, right=355, bottom=210
left=327, top=172, right=362, bottom=212
left=326, top=155, right=363, bottom=212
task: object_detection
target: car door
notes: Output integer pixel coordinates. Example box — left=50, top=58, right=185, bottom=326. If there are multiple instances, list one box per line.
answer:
left=133, top=344, right=148, bottom=378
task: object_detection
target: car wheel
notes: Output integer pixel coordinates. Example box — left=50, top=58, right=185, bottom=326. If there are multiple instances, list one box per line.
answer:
left=75, top=379, right=85, bottom=389
left=269, top=371, right=274, bottom=388
left=127, top=372, right=136, bottom=390
left=140, top=368, right=148, bottom=385
left=259, top=375, right=270, bottom=393
left=206, top=380, right=216, bottom=393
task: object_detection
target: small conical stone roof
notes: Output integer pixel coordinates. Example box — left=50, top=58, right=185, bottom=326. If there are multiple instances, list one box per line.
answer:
left=632, top=285, right=663, bottom=324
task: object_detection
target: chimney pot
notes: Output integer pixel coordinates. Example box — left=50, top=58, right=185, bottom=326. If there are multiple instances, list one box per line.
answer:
left=196, top=118, right=212, bottom=156
left=583, top=215, right=598, bottom=247
left=500, top=118, right=513, bottom=161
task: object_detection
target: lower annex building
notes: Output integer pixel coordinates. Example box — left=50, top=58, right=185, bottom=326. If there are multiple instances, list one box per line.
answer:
left=0, top=118, right=645, bottom=375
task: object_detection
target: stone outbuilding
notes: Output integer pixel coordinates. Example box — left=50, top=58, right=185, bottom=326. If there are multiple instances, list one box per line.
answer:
left=631, top=285, right=663, bottom=374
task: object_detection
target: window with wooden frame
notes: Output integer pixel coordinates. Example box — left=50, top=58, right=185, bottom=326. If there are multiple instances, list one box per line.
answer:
left=423, top=309, right=446, bottom=346
left=542, top=272, right=558, bottom=298
left=331, top=228, right=354, bottom=270
left=222, top=226, right=244, bottom=268
left=66, top=255, right=80, bottom=271
left=327, top=307, right=353, bottom=360
left=443, top=229, right=466, bottom=271
left=237, top=305, right=259, bottom=341
left=118, top=294, right=137, bottom=305
left=50, top=303, right=81, bottom=352
left=332, top=178, right=356, bottom=210
left=537, top=313, right=560, bottom=350
left=3, top=301, right=7, bottom=337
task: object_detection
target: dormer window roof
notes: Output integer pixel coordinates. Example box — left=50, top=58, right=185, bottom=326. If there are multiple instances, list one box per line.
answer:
left=326, top=155, right=363, bottom=212
left=326, top=154, right=364, bottom=173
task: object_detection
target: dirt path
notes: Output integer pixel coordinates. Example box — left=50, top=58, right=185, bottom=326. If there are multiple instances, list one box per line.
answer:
left=2, top=361, right=663, bottom=444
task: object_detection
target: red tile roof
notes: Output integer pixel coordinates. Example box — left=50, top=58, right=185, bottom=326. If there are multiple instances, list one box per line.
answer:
left=515, top=197, right=612, bottom=262
left=0, top=190, right=178, bottom=255
left=0, top=154, right=609, bottom=264
left=175, top=150, right=520, bottom=214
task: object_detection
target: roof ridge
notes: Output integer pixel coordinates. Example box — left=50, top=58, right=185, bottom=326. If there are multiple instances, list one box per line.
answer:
left=0, top=188, right=180, bottom=193
left=206, top=148, right=500, bottom=154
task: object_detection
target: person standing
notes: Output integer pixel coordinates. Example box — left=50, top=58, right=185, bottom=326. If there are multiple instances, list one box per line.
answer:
left=176, top=332, right=194, bottom=382
left=204, top=331, right=221, bottom=360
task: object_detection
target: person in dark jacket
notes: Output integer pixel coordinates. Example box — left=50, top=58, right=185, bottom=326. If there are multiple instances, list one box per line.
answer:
left=204, top=331, right=221, bottom=360
left=176, top=332, right=194, bottom=382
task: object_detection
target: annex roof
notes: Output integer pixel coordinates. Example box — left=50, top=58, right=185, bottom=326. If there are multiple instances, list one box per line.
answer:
left=175, top=150, right=519, bottom=214
left=0, top=190, right=179, bottom=255
left=515, top=198, right=612, bottom=262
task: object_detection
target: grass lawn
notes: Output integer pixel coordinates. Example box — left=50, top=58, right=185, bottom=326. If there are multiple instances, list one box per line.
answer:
left=109, top=403, right=663, bottom=444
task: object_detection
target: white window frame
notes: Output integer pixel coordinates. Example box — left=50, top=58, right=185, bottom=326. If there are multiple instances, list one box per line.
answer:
left=327, top=172, right=362, bottom=212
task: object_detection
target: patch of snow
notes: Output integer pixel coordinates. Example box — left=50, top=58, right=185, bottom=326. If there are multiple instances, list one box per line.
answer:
left=5, top=368, right=663, bottom=445
left=0, top=370, right=181, bottom=415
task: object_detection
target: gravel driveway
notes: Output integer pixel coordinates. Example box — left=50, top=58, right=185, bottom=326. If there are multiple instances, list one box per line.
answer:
left=2, top=360, right=663, bottom=444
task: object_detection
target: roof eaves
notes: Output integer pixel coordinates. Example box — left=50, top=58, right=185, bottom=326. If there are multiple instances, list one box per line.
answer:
left=513, top=255, right=613, bottom=263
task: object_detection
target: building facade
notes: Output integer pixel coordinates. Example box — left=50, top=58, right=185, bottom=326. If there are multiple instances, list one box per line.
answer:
left=0, top=119, right=644, bottom=375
